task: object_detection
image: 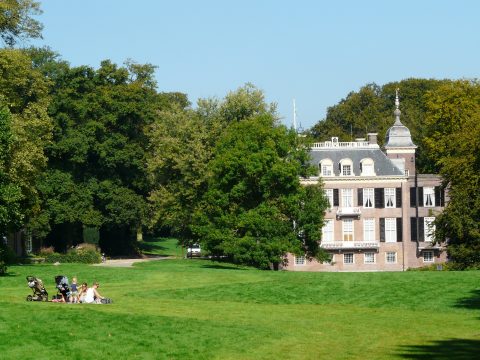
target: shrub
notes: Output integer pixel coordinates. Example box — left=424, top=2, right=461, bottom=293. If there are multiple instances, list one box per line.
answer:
left=38, top=246, right=55, bottom=257
left=43, top=244, right=101, bottom=264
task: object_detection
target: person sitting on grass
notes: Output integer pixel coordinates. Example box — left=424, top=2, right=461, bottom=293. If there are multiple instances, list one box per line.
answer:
left=83, top=281, right=105, bottom=304
left=77, top=282, right=88, bottom=303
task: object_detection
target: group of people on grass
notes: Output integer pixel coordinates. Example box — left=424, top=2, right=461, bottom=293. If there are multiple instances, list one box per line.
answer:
left=54, top=277, right=106, bottom=304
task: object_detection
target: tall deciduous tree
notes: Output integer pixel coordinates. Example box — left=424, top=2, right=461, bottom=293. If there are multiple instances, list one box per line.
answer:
left=0, top=48, right=52, bottom=239
left=424, top=80, right=480, bottom=269
left=33, top=58, right=187, bottom=254
left=193, top=113, right=329, bottom=270
left=0, top=0, right=43, bottom=47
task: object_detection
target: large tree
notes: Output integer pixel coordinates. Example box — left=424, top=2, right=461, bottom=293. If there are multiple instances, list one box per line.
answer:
left=423, top=80, right=480, bottom=269
left=33, top=58, right=187, bottom=254
left=0, top=0, right=43, bottom=47
left=146, top=84, right=273, bottom=246
left=0, top=48, right=52, bottom=239
left=193, top=113, right=329, bottom=270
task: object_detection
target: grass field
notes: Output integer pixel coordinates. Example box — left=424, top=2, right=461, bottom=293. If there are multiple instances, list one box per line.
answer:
left=138, top=237, right=182, bottom=257
left=1, top=253, right=479, bottom=359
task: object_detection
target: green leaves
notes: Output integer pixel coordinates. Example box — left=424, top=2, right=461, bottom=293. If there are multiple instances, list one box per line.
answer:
left=423, top=80, right=480, bottom=269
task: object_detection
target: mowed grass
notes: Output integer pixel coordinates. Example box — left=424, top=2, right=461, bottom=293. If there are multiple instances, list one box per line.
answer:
left=138, top=237, right=183, bottom=257
left=0, top=259, right=479, bottom=360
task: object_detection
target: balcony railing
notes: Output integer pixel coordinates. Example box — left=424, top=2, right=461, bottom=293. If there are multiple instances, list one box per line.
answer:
left=418, top=242, right=443, bottom=250
left=320, top=241, right=380, bottom=250
left=336, top=207, right=361, bottom=219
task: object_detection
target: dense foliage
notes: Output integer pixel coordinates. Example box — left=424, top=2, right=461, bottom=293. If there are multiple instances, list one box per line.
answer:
left=1, top=4, right=479, bottom=269
left=0, top=0, right=42, bottom=47
left=424, top=80, right=480, bottom=269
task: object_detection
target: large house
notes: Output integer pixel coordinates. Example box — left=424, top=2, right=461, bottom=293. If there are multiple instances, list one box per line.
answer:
left=285, top=92, right=447, bottom=271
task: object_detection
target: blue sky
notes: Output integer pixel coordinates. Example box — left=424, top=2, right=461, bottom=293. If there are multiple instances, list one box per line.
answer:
left=31, top=0, right=480, bottom=129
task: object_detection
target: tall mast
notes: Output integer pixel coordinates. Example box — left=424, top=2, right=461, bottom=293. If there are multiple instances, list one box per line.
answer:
left=293, top=98, right=297, bottom=131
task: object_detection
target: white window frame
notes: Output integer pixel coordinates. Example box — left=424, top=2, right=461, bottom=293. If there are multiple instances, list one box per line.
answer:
left=385, top=218, right=397, bottom=243
left=320, top=159, right=334, bottom=177
left=424, top=217, right=435, bottom=242
left=322, top=219, right=334, bottom=242
left=385, top=188, right=396, bottom=208
left=342, top=219, right=354, bottom=241
left=363, top=188, right=374, bottom=208
left=340, top=159, right=354, bottom=176
left=363, top=218, right=375, bottom=242
left=424, top=187, right=435, bottom=207
left=344, top=253, right=354, bottom=264
left=386, top=251, right=397, bottom=264
left=324, top=189, right=334, bottom=209
left=364, top=252, right=375, bottom=264
left=360, top=158, right=375, bottom=176
left=295, top=255, right=306, bottom=265
left=341, top=188, right=353, bottom=208
left=423, top=251, right=434, bottom=263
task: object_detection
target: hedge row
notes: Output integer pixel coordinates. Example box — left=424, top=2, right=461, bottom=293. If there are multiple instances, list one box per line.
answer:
left=44, top=248, right=101, bottom=264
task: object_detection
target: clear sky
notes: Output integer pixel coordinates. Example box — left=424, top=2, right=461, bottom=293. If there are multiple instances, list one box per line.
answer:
left=30, top=0, right=480, bottom=129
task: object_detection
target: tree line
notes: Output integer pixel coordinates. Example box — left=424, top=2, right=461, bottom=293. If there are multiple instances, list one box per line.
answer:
left=1, top=1, right=479, bottom=270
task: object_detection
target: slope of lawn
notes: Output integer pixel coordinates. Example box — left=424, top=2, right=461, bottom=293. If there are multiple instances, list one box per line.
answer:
left=138, top=237, right=183, bottom=257
left=0, top=259, right=479, bottom=359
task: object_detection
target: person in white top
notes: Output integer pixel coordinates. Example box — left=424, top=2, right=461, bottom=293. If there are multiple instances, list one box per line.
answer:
left=83, top=282, right=104, bottom=304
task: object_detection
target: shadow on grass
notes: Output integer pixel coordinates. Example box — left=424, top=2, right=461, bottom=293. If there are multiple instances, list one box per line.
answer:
left=397, top=339, right=480, bottom=359
left=138, top=242, right=169, bottom=254
left=201, top=263, right=249, bottom=271
left=455, top=289, right=480, bottom=310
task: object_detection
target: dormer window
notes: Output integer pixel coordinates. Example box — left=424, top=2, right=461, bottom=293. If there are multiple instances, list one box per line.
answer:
left=360, top=158, right=375, bottom=176
left=320, top=159, right=333, bottom=177
left=339, top=159, right=354, bottom=176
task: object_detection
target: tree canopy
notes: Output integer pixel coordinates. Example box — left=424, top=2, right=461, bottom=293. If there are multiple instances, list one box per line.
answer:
left=0, top=0, right=43, bottom=47
left=423, top=80, right=480, bottom=269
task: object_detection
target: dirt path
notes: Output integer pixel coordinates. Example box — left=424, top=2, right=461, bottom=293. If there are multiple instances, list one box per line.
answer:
left=94, top=256, right=171, bottom=267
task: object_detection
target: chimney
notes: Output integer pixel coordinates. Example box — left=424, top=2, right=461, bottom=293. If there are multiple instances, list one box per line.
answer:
left=367, top=133, right=378, bottom=145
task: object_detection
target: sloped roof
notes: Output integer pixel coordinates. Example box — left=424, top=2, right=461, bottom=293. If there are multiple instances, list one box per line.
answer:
left=309, top=148, right=404, bottom=176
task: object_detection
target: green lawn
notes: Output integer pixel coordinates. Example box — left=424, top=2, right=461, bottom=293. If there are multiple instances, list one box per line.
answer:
left=138, top=237, right=183, bottom=257
left=0, top=260, right=479, bottom=359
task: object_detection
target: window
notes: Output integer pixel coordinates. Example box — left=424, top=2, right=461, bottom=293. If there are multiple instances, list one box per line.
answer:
left=344, top=253, right=354, bottom=264
left=324, top=189, right=334, bottom=208
left=360, top=158, right=375, bottom=176
left=363, top=188, right=374, bottom=208
left=363, top=218, right=375, bottom=242
left=386, top=252, right=397, bottom=264
left=364, top=252, right=375, bottom=264
left=322, top=219, right=334, bottom=242
left=424, top=187, right=435, bottom=207
left=341, top=188, right=353, bottom=208
left=340, top=159, right=354, bottom=176
left=424, top=217, right=435, bottom=242
left=320, top=159, right=333, bottom=177
left=295, top=255, right=305, bottom=265
left=423, top=251, right=434, bottom=263
left=385, top=218, right=397, bottom=243
left=384, top=188, right=396, bottom=208
left=343, top=219, right=354, bottom=241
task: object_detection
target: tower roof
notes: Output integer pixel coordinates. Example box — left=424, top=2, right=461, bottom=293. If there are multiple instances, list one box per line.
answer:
left=384, top=89, right=416, bottom=148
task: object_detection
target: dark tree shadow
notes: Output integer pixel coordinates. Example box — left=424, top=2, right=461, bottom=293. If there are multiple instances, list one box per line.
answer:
left=138, top=242, right=168, bottom=254
left=201, top=264, right=248, bottom=271
left=455, top=289, right=480, bottom=310
left=397, top=339, right=480, bottom=360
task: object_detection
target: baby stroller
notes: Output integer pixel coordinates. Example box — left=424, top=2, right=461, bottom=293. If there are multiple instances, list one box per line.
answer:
left=54, top=275, right=71, bottom=302
left=26, top=276, right=49, bottom=301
